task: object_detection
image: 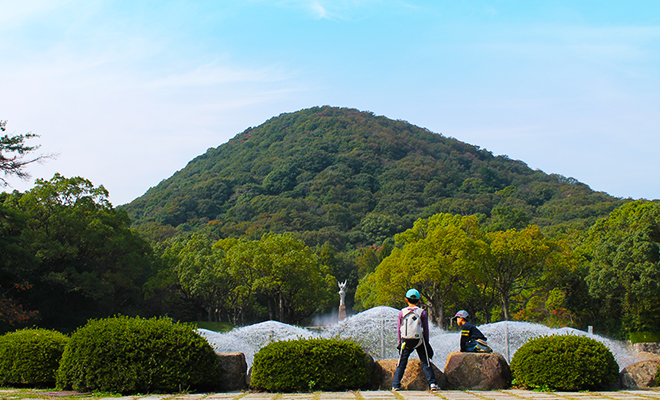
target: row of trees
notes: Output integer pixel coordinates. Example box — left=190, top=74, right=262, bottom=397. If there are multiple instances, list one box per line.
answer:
left=356, top=214, right=567, bottom=328
left=2, top=171, right=659, bottom=335
left=153, top=232, right=335, bottom=324
left=356, top=201, right=660, bottom=335
left=0, top=173, right=336, bottom=330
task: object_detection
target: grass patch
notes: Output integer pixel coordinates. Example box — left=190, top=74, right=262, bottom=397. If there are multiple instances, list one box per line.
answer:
left=0, top=388, right=121, bottom=399
left=630, top=331, right=660, bottom=344
left=192, top=321, right=236, bottom=332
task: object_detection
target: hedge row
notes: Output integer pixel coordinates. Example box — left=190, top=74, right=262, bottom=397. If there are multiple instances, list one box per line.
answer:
left=1, top=321, right=625, bottom=393
left=0, top=316, right=222, bottom=394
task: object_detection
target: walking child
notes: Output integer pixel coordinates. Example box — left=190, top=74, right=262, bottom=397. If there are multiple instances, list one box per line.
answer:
left=451, top=310, right=492, bottom=353
left=392, top=289, right=438, bottom=391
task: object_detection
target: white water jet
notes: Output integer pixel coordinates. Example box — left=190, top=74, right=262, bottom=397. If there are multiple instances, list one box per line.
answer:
left=429, top=321, right=637, bottom=370
left=199, top=307, right=638, bottom=371
left=198, top=320, right=318, bottom=367
left=321, top=306, right=400, bottom=359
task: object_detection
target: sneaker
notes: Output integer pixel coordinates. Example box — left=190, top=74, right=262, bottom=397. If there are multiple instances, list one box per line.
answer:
left=392, top=387, right=400, bottom=392
left=430, top=383, right=439, bottom=391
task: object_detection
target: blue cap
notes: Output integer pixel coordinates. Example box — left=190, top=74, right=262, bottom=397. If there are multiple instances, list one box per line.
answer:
left=406, top=289, right=420, bottom=300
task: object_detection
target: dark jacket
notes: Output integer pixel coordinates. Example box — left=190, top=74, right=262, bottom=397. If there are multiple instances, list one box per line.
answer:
left=460, top=321, right=487, bottom=352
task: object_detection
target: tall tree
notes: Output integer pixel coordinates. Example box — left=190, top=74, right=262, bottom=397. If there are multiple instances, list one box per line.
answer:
left=216, top=233, right=335, bottom=324
left=356, top=213, right=487, bottom=327
left=3, top=174, right=154, bottom=329
left=0, top=200, right=39, bottom=328
left=257, top=232, right=334, bottom=323
left=584, top=201, right=660, bottom=333
left=161, top=233, right=231, bottom=322
left=483, top=225, right=553, bottom=321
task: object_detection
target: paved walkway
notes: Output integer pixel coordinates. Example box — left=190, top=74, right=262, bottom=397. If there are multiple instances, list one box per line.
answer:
left=3, top=389, right=660, bottom=400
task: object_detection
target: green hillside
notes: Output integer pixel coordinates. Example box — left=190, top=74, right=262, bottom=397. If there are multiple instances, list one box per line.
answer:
left=123, top=106, right=625, bottom=247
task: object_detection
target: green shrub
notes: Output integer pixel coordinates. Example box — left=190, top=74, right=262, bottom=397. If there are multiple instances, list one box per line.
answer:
left=250, top=338, right=371, bottom=392
left=510, top=334, right=619, bottom=391
left=0, top=328, right=69, bottom=387
left=56, top=315, right=222, bottom=394
left=656, top=365, right=660, bottom=386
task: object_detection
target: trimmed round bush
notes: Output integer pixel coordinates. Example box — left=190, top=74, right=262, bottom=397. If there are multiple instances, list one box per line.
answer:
left=0, top=328, right=69, bottom=387
left=250, top=338, right=371, bottom=392
left=511, top=334, right=619, bottom=391
left=56, top=315, right=222, bottom=394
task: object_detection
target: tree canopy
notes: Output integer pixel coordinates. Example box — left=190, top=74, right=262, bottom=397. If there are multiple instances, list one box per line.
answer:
left=155, top=231, right=335, bottom=324
left=1, top=174, right=154, bottom=330
left=356, top=213, right=486, bottom=327
left=584, top=200, right=660, bottom=333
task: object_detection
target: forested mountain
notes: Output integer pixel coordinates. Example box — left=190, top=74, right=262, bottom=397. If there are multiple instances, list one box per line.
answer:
left=1, top=109, right=652, bottom=334
left=124, top=106, right=625, bottom=248
left=0, top=108, right=646, bottom=333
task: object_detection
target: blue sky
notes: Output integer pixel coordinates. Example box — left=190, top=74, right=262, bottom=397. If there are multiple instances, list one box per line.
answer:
left=2, top=1, right=660, bottom=205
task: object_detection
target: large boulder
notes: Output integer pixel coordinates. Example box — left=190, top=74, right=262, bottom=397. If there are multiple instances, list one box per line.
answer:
left=444, top=351, right=511, bottom=390
left=373, top=359, right=445, bottom=390
left=620, top=359, right=660, bottom=389
left=215, top=352, right=248, bottom=391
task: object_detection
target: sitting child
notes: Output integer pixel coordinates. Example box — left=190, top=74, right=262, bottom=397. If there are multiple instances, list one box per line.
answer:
left=451, top=310, right=492, bottom=353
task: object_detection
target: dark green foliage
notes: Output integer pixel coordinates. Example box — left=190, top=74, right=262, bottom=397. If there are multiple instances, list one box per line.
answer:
left=56, top=315, right=222, bottom=394
left=510, top=334, right=619, bottom=391
left=1, top=175, right=156, bottom=332
left=250, top=338, right=371, bottom=392
left=0, top=328, right=68, bottom=387
left=584, top=201, right=660, bottom=333
left=123, top=106, right=624, bottom=249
